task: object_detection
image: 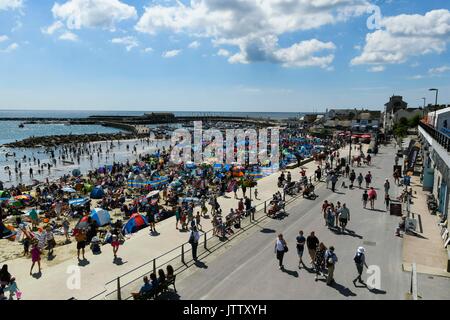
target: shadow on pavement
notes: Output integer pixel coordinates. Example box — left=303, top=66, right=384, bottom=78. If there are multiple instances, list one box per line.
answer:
left=330, top=281, right=357, bottom=297
left=113, top=257, right=127, bottom=266
left=194, top=260, right=208, bottom=269
left=369, top=288, right=387, bottom=294
left=330, top=228, right=364, bottom=239
left=31, top=271, right=42, bottom=279
left=150, top=231, right=160, bottom=237
left=282, top=268, right=299, bottom=278
left=260, top=228, right=276, bottom=234
left=78, top=258, right=90, bottom=267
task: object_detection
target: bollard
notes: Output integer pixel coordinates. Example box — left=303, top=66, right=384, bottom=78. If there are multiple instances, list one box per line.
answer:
left=181, top=244, right=185, bottom=264
left=264, top=201, right=267, bottom=213
left=283, top=191, right=286, bottom=201
left=117, top=277, right=121, bottom=301
left=204, top=233, right=207, bottom=249
left=153, top=259, right=156, bottom=275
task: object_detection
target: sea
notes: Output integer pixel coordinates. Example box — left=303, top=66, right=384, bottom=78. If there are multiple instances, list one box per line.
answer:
left=0, top=109, right=305, bottom=187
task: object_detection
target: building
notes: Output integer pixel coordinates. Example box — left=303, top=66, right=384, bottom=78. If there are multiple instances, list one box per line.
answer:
left=384, top=95, right=408, bottom=132
left=418, top=107, right=450, bottom=220
left=351, top=111, right=381, bottom=132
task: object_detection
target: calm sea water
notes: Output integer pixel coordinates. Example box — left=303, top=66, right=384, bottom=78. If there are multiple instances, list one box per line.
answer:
left=0, top=110, right=303, bottom=120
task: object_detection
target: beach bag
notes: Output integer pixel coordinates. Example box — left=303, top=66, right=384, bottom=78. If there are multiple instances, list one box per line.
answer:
left=283, top=245, right=289, bottom=253
left=188, top=233, right=195, bottom=244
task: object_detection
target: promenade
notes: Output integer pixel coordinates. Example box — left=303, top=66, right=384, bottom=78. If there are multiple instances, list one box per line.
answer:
left=174, top=142, right=450, bottom=300
left=4, top=142, right=350, bottom=300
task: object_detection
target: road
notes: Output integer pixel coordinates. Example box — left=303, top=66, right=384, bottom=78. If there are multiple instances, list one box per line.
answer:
left=175, top=142, right=449, bottom=300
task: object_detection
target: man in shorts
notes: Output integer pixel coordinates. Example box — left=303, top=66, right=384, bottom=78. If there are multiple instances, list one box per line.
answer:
left=296, top=230, right=306, bottom=269
left=75, top=229, right=87, bottom=260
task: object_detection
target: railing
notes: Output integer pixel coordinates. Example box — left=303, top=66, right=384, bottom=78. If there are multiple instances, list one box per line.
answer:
left=419, top=121, right=450, bottom=153
left=89, top=173, right=319, bottom=301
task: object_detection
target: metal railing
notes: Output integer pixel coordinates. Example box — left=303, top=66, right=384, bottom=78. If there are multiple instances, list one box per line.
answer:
left=88, top=172, right=322, bottom=300
left=88, top=146, right=349, bottom=300
left=419, top=121, right=450, bottom=152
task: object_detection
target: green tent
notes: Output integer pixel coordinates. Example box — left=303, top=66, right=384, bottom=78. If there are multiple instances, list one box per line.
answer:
left=84, top=184, right=94, bottom=193
left=0, top=190, right=10, bottom=198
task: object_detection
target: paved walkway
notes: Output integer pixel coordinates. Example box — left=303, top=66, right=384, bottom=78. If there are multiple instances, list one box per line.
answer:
left=174, top=142, right=450, bottom=300
left=5, top=144, right=352, bottom=300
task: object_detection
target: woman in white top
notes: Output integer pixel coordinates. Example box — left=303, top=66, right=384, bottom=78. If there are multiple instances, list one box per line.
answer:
left=274, top=234, right=288, bottom=270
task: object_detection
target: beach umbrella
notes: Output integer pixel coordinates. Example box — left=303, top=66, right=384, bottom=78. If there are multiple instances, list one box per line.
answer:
left=72, top=169, right=81, bottom=177
left=147, top=190, right=160, bottom=198
left=7, top=199, right=22, bottom=208
left=90, top=208, right=111, bottom=227
left=122, top=213, right=148, bottom=235
left=14, top=194, right=32, bottom=201
left=62, top=187, right=77, bottom=193
left=0, top=221, right=16, bottom=240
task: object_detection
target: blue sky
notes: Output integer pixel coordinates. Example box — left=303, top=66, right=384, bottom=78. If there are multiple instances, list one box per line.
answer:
left=0, top=0, right=449, bottom=112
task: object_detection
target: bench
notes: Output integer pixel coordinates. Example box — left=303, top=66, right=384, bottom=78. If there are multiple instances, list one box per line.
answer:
left=135, top=275, right=177, bottom=300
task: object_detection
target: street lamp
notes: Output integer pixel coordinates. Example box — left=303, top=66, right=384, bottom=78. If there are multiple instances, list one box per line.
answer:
left=429, top=88, right=439, bottom=127
left=421, top=97, right=426, bottom=119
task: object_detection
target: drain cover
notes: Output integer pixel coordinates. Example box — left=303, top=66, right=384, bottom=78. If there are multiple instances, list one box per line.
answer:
left=363, top=241, right=377, bottom=246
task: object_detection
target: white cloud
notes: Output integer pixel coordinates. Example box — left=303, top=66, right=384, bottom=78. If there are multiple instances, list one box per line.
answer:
left=59, top=31, right=79, bottom=41
left=188, top=40, right=200, bottom=49
left=369, top=65, right=385, bottom=72
left=52, top=0, right=137, bottom=31
left=41, top=21, right=64, bottom=35
left=429, top=66, right=450, bottom=75
left=217, top=48, right=230, bottom=57
left=135, top=0, right=371, bottom=68
left=0, top=0, right=22, bottom=11
left=0, top=35, right=9, bottom=43
left=1, top=42, right=19, bottom=53
left=352, top=9, right=450, bottom=67
left=409, top=75, right=424, bottom=80
left=143, top=47, right=153, bottom=53
left=111, top=36, right=139, bottom=51
left=162, top=49, right=181, bottom=58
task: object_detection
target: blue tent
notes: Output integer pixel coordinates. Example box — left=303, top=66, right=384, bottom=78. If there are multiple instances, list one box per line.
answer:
left=122, top=213, right=148, bottom=235
left=90, top=187, right=105, bottom=199
left=90, top=208, right=111, bottom=226
left=69, top=198, right=89, bottom=206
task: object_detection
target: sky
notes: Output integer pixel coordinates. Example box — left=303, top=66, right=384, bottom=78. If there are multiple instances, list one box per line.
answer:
left=0, top=0, right=449, bottom=112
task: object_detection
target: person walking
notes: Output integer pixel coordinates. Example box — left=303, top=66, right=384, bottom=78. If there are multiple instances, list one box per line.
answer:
left=30, top=243, right=42, bottom=275
left=365, top=171, right=372, bottom=189
left=362, top=190, right=369, bottom=209
left=357, top=173, right=363, bottom=189
left=314, top=242, right=327, bottom=281
left=349, top=170, right=356, bottom=189
left=385, top=193, right=391, bottom=211
left=195, top=211, right=202, bottom=231
left=111, top=235, right=120, bottom=259
left=353, top=247, right=369, bottom=285
left=338, top=203, right=350, bottom=233
left=325, top=246, right=338, bottom=285
left=233, top=182, right=239, bottom=199
left=306, top=231, right=319, bottom=265
left=331, top=174, right=338, bottom=193
left=296, top=230, right=306, bottom=269
left=274, top=234, right=288, bottom=270
left=368, top=187, right=377, bottom=210
left=384, top=179, right=390, bottom=194
left=321, top=200, right=329, bottom=226
left=188, top=226, right=200, bottom=261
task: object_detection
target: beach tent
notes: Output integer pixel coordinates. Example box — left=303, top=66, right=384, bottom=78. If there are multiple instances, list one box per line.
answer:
left=62, top=187, right=77, bottom=193
left=90, top=187, right=105, bottom=199
left=69, top=198, right=89, bottom=206
left=75, top=215, right=90, bottom=230
left=26, top=209, right=39, bottom=222
left=185, top=161, right=197, bottom=169
left=90, top=208, right=111, bottom=227
left=83, top=184, right=94, bottom=193
left=122, top=213, right=148, bottom=235
left=72, top=169, right=81, bottom=177
left=0, top=190, right=10, bottom=198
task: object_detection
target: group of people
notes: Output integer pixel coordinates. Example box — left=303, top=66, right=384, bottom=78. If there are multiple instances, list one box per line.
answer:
left=274, top=231, right=369, bottom=287
left=131, top=264, right=175, bottom=299
left=321, top=200, right=351, bottom=233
